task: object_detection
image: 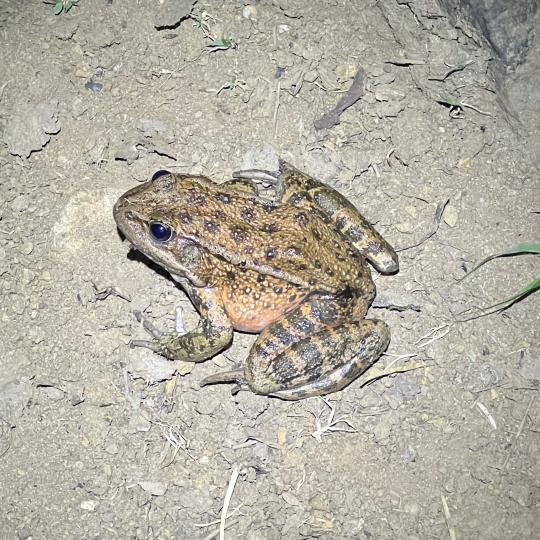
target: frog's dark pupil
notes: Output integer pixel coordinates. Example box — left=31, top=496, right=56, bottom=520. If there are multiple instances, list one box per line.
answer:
left=151, top=170, right=170, bottom=181
left=149, top=222, right=172, bottom=242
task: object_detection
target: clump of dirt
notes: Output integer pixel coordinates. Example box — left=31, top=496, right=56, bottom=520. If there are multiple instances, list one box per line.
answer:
left=0, top=2, right=538, bottom=539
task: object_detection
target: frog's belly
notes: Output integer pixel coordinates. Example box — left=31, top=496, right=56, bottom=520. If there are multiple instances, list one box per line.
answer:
left=221, top=287, right=306, bottom=333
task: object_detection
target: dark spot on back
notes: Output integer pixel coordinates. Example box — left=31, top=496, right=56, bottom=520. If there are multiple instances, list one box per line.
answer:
left=336, top=216, right=347, bottom=230
left=266, top=247, right=278, bottom=259
left=366, top=241, right=383, bottom=254
left=213, top=209, right=226, bottom=219
left=204, top=220, right=219, bottom=233
left=312, top=228, right=322, bottom=240
left=241, top=207, right=254, bottom=221
left=295, top=212, right=309, bottom=226
left=226, top=270, right=236, bottom=280
left=231, top=227, right=246, bottom=243
left=314, top=259, right=322, bottom=269
left=257, top=274, right=265, bottom=283
left=188, top=190, right=207, bottom=206
left=288, top=191, right=307, bottom=205
left=347, top=226, right=365, bottom=243
left=178, top=211, right=192, bottom=224
left=273, top=286, right=283, bottom=294
left=262, top=202, right=277, bottom=213
left=261, top=222, right=279, bottom=233
left=217, top=193, right=231, bottom=204
left=243, top=245, right=255, bottom=255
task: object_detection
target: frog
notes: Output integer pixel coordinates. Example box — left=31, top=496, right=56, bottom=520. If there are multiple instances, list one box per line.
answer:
left=113, top=159, right=398, bottom=400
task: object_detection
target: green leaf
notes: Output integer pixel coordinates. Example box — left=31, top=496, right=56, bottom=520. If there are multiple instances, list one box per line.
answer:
left=437, top=95, right=460, bottom=107
left=481, top=274, right=540, bottom=312
left=207, top=36, right=237, bottom=51
left=54, top=1, right=64, bottom=15
left=459, top=242, right=540, bottom=281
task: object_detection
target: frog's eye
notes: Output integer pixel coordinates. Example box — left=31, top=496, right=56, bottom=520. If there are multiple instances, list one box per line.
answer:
left=151, top=170, right=170, bottom=181
left=149, top=221, right=173, bottom=242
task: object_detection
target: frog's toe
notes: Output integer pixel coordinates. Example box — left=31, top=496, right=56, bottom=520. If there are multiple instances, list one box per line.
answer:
left=133, top=310, right=166, bottom=338
left=199, top=368, right=246, bottom=388
left=232, top=168, right=279, bottom=186
left=130, top=338, right=161, bottom=352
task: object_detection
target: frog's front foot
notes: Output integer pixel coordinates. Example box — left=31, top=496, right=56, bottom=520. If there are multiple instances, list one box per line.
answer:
left=132, top=310, right=166, bottom=338
left=129, top=310, right=167, bottom=352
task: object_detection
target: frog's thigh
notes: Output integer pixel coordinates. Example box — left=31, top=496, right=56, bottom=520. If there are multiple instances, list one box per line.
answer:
left=220, top=178, right=258, bottom=196
left=245, top=319, right=390, bottom=400
left=277, top=162, right=398, bottom=274
left=311, top=187, right=398, bottom=274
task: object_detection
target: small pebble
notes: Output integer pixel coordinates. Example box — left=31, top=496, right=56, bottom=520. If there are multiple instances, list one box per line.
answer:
left=80, top=500, right=97, bottom=511
left=138, top=481, right=168, bottom=496
left=128, top=413, right=152, bottom=433
left=335, top=63, right=357, bottom=81
left=443, top=205, right=459, bottom=227
left=404, top=502, right=420, bottom=515
left=395, top=221, right=414, bottom=234
left=105, top=443, right=119, bottom=455
left=128, top=355, right=175, bottom=382
left=20, top=242, right=33, bottom=255
left=85, top=80, right=103, bottom=94
left=242, top=5, right=258, bottom=19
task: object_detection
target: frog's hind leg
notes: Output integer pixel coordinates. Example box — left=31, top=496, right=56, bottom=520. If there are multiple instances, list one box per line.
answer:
left=278, top=160, right=398, bottom=274
left=220, top=177, right=259, bottom=196
left=233, top=160, right=398, bottom=274
left=246, top=318, right=390, bottom=400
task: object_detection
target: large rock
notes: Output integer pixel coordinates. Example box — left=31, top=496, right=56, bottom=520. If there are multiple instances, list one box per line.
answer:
left=439, top=0, right=538, bottom=68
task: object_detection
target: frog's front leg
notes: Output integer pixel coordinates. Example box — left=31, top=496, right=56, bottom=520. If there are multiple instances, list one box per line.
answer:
left=131, top=285, right=233, bottom=363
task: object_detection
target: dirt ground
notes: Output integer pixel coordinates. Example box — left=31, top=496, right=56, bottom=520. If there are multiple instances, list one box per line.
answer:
left=1, top=1, right=539, bottom=539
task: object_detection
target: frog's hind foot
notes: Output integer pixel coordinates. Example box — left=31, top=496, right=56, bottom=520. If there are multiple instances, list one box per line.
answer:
left=231, top=168, right=279, bottom=187
left=199, top=368, right=247, bottom=389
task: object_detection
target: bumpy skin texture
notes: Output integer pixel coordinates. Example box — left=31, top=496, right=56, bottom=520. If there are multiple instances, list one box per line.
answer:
left=113, top=160, right=398, bottom=399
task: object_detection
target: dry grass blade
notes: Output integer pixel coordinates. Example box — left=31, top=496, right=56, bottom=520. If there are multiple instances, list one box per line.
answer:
left=310, top=397, right=356, bottom=442
left=415, top=324, right=451, bottom=348
left=220, top=466, right=240, bottom=540
left=360, top=363, right=426, bottom=386
left=397, top=199, right=449, bottom=252
left=441, top=494, right=457, bottom=540
left=500, top=395, right=537, bottom=470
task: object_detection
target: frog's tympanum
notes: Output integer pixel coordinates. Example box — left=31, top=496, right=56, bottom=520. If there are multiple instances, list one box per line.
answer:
left=113, top=160, right=398, bottom=400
